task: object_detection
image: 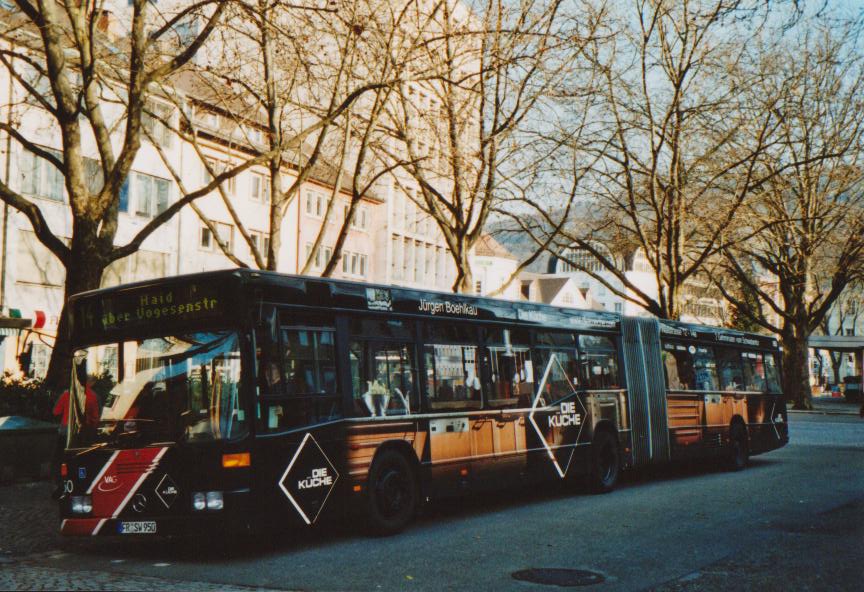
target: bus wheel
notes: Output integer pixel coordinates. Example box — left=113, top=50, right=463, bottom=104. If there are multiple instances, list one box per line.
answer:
left=366, top=449, right=418, bottom=535
left=727, top=423, right=749, bottom=471
left=589, top=430, right=620, bottom=494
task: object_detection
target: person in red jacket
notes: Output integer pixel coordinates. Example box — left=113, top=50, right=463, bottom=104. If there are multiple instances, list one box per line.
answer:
left=52, top=375, right=99, bottom=499
left=53, top=384, right=100, bottom=430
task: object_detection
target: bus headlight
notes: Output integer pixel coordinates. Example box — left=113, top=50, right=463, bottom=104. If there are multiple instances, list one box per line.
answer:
left=192, top=491, right=223, bottom=511
left=206, top=491, right=224, bottom=511
left=192, top=492, right=206, bottom=511
left=71, top=495, right=92, bottom=514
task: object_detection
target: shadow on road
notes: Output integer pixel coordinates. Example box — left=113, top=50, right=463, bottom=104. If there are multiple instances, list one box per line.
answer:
left=48, top=456, right=782, bottom=564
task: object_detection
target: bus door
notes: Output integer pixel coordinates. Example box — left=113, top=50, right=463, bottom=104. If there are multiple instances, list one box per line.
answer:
left=479, top=331, right=535, bottom=483
left=252, top=312, right=345, bottom=529
left=526, top=337, right=584, bottom=480
left=422, top=323, right=484, bottom=493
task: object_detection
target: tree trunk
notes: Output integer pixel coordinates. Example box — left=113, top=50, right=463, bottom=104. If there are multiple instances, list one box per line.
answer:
left=829, top=351, right=842, bottom=387
left=780, top=319, right=813, bottom=410
left=44, top=239, right=107, bottom=393
left=451, top=248, right=474, bottom=294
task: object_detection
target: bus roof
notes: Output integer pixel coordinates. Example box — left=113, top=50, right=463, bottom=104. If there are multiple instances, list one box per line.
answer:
left=67, top=268, right=778, bottom=348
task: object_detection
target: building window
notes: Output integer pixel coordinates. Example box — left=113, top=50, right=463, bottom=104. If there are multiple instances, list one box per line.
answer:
left=200, top=226, right=212, bottom=250
left=200, top=221, right=233, bottom=253
left=250, top=231, right=270, bottom=256
left=614, top=302, right=623, bottom=313
left=18, top=147, right=64, bottom=202
left=202, top=159, right=214, bottom=185
left=121, top=172, right=170, bottom=219
left=394, top=193, right=406, bottom=231
left=306, top=191, right=325, bottom=218
left=391, top=236, right=402, bottom=280
left=402, top=238, right=412, bottom=280
left=475, top=280, right=483, bottom=295
left=250, top=173, right=270, bottom=203
left=342, top=205, right=368, bottom=230
left=305, top=243, right=332, bottom=270
left=246, top=125, right=263, bottom=144
left=142, top=101, right=173, bottom=148
left=424, top=245, right=433, bottom=282
left=341, top=250, right=368, bottom=278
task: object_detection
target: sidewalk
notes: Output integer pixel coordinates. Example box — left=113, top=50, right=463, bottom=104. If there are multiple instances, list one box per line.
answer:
left=788, top=395, right=861, bottom=416
left=0, top=482, right=286, bottom=591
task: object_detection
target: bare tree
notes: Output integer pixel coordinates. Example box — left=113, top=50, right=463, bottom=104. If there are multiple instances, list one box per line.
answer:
left=550, top=0, right=786, bottom=319
left=715, top=23, right=864, bottom=409
left=177, top=0, right=407, bottom=273
left=382, top=0, right=599, bottom=293
left=0, top=1, right=238, bottom=388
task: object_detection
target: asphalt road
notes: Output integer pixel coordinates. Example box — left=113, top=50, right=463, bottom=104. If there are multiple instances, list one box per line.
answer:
left=3, top=413, right=863, bottom=591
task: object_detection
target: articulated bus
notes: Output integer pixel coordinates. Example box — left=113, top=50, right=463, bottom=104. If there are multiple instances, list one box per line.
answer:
left=58, top=270, right=788, bottom=537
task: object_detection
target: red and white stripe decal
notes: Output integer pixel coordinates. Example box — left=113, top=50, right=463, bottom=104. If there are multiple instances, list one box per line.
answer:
left=84, top=447, right=168, bottom=535
left=86, top=451, right=119, bottom=495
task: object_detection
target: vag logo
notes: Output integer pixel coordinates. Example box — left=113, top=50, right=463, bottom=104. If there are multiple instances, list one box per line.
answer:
left=97, top=474, right=122, bottom=493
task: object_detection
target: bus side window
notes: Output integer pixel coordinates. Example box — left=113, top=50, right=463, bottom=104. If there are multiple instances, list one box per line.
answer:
left=282, top=328, right=337, bottom=395
left=578, top=335, right=619, bottom=389
left=485, top=346, right=533, bottom=408
left=764, top=353, right=781, bottom=393
left=257, top=321, right=341, bottom=434
left=255, top=327, right=284, bottom=396
left=350, top=341, right=416, bottom=417
left=741, top=351, right=767, bottom=392
left=716, top=347, right=745, bottom=391
left=424, top=344, right=482, bottom=411
left=532, top=348, right=578, bottom=405
left=693, top=347, right=719, bottom=391
left=663, top=344, right=718, bottom=391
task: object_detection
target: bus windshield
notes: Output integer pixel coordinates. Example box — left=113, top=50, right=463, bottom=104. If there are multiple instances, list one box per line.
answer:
left=68, top=331, right=248, bottom=449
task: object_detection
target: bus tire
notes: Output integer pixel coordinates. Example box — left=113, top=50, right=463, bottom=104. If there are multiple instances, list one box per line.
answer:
left=365, top=449, right=418, bottom=536
left=589, top=430, right=620, bottom=494
left=727, top=423, right=749, bottom=471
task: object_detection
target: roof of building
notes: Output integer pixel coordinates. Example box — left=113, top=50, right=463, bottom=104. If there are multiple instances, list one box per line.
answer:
left=473, top=234, right=517, bottom=260
left=170, top=71, right=385, bottom=204
left=534, top=277, right=571, bottom=304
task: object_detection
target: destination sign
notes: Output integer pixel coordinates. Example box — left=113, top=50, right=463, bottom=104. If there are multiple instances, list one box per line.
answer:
left=73, top=281, right=225, bottom=336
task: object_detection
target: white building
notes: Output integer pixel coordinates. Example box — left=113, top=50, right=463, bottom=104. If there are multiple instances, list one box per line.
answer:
left=0, top=2, right=485, bottom=377
left=468, top=234, right=519, bottom=300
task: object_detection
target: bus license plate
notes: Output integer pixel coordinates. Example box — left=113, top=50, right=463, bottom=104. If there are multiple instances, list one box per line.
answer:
left=118, top=521, right=157, bottom=534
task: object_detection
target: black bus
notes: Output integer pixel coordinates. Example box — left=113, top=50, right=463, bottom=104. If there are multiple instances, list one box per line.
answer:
left=58, top=270, right=788, bottom=536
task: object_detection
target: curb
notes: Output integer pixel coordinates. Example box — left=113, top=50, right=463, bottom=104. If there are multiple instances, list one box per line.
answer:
left=788, top=409, right=860, bottom=416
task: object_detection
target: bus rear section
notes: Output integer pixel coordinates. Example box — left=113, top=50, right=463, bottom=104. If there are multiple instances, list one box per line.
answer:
left=621, top=318, right=789, bottom=470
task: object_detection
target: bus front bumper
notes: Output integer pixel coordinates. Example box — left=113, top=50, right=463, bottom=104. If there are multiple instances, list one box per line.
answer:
left=59, top=489, right=252, bottom=537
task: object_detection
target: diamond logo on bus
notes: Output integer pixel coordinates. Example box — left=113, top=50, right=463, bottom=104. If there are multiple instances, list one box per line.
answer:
left=528, top=353, right=587, bottom=479
left=154, top=474, right=179, bottom=509
left=278, top=433, right=339, bottom=525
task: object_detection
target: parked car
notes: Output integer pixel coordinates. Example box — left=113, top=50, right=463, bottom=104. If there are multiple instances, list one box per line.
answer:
left=842, top=375, right=862, bottom=403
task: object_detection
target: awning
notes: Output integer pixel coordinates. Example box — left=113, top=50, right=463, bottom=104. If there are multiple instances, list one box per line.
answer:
left=0, top=317, right=31, bottom=337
